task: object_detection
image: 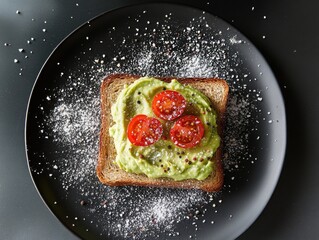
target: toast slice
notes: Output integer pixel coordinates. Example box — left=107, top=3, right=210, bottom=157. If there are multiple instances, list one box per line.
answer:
left=97, top=74, right=229, bottom=192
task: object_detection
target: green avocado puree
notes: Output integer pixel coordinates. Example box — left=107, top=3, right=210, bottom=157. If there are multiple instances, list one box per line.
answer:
left=109, top=77, right=220, bottom=181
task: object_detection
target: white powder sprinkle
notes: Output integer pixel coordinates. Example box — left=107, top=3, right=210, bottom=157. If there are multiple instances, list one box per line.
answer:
left=31, top=10, right=265, bottom=239
left=229, top=35, right=243, bottom=45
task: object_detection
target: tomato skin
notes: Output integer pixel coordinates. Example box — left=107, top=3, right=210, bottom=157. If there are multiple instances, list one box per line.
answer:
left=170, top=115, right=204, bottom=148
left=152, top=90, right=186, bottom=121
left=127, top=114, right=163, bottom=146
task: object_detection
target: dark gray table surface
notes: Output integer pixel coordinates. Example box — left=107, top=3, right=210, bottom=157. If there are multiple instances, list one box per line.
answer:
left=1, top=0, right=318, bottom=239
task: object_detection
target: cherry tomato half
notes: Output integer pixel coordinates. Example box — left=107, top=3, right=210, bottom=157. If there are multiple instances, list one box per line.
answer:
left=170, top=115, right=204, bottom=148
left=152, top=90, right=186, bottom=121
left=127, top=114, right=163, bottom=146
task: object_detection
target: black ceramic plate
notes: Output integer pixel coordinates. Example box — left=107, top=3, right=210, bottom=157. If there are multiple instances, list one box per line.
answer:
left=25, top=3, right=286, bottom=240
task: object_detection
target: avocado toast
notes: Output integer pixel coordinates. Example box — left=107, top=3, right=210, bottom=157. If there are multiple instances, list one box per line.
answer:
left=97, top=74, right=229, bottom=192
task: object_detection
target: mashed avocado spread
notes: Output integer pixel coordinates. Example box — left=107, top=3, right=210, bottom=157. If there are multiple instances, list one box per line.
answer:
left=109, top=77, right=220, bottom=181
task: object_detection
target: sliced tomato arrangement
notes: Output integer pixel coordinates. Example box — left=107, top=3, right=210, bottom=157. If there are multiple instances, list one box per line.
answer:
left=170, top=115, right=204, bottom=148
left=127, top=114, right=163, bottom=146
left=128, top=89, right=205, bottom=148
left=152, top=90, right=186, bottom=121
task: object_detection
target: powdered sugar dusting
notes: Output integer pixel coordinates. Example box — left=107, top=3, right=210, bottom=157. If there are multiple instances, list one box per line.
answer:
left=28, top=7, right=267, bottom=240
left=93, top=188, right=211, bottom=239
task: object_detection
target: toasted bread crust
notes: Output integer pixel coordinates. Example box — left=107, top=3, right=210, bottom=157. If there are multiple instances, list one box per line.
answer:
left=97, top=74, right=229, bottom=192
